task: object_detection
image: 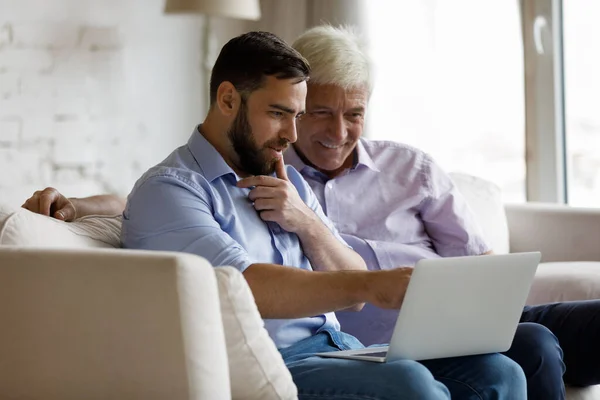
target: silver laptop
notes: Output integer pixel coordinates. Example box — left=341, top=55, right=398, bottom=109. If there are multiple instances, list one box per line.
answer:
left=317, top=252, right=541, bottom=362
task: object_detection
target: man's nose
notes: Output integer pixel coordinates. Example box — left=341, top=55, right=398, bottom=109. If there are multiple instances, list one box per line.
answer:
left=281, top=119, right=298, bottom=144
left=330, top=114, right=347, bottom=141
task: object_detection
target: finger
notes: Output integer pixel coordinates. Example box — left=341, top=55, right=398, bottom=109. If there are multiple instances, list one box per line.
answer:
left=258, top=210, right=277, bottom=223
left=275, top=157, right=288, bottom=181
left=54, top=203, right=76, bottom=221
left=252, top=198, right=278, bottom=211
left=21, top=198, right=35, bottom=211
left=38, top=190, right=58, bottom=216
left=21, top=191, right=42, bottom=211
left=237, top=175, right=281, bottom=189
left=248, top=186, right=281, bottom=201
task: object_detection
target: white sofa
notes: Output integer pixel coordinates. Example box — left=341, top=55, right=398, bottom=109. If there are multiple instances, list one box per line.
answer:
left=0, top=210, right=298, bottom=399
left=1, top=173, right=600, bottom=399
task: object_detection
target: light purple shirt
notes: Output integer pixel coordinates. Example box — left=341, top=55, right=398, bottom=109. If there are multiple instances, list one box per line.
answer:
left=285, top=138, right=491, bottom=345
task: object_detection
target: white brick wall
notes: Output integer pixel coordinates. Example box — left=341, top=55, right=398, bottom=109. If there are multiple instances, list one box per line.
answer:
left=0, top=72, right=19, bottom=99
left=0, top=24, right=13, bottom=48
left=13, top=23, right=79, bottom=49
left=79, top=26, right=121, bottom=51
left=0, top=49, right=54, bottom=72
left=0, top=0, right=206, bottom=207
left=0, top=117, right=21, bottom=145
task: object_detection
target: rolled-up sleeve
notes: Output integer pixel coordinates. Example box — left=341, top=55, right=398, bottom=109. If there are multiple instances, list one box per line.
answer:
left=121, top=175, right=253, bottom=272
left=420, top=156, right=491, bottom=257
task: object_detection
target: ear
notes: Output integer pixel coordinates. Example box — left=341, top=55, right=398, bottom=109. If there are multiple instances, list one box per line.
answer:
left=216, top=81, right=241, bottom=117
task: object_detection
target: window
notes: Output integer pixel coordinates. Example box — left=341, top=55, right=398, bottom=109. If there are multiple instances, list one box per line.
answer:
left=564, top=0, right=600, bottom=207
left=365, top=0, right=526, bottom=202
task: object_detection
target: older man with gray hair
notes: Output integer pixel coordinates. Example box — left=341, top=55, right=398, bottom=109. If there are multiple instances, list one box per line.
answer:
left=288, top=24, right=600, bottom=399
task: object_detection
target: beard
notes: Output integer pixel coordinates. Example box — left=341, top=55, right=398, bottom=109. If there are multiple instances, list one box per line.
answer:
left=227, top=101, right=289, bottom=176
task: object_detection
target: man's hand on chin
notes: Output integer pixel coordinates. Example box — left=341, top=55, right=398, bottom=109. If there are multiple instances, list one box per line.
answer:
left=237, top=157, right=315, bottom=233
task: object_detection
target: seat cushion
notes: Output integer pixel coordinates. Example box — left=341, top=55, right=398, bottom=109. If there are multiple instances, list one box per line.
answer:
left=0, top=203, right=121, bottom=248
left=567, top=385, right=600, bottom=400
left=527, top=262, right=600, bottom=305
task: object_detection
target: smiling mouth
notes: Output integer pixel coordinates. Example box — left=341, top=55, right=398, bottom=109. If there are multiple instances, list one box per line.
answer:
left=318, top=141, right=344, bottom=149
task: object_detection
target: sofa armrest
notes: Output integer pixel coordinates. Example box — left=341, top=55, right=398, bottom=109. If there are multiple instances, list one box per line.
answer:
left=505, top=203, right=600, bottom=262
left=0, top=247, right=230, bottom=400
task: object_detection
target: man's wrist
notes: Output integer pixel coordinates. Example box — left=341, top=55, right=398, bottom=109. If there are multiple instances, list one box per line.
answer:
left=294, top=210, right=324, bottom=239
left=343, top=269, right=372, bottom=305
left=67, top=197, right=80, bottom=219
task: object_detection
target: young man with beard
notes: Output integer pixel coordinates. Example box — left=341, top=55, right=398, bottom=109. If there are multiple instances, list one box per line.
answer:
left=23, top=30, right=531, bottom=399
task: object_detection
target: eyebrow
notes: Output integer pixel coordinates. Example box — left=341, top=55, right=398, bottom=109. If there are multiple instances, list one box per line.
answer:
left=347, top=107, right=366, bottom=113
left=269, top=104, right=305, bottom=116
left=310, top=105, right=366, bottom=113
left=309, top=104, right=331, bottom=110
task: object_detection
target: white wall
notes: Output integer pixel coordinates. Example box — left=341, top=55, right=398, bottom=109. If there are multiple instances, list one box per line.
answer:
left=0, top=0, right=205, bottom=206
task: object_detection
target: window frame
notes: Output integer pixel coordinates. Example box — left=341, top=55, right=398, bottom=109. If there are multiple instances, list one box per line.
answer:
left=521, top=0, right=567, bottom=203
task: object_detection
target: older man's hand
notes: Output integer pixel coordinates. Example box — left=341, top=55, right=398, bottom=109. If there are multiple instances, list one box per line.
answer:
left=237, top=157, right=317, bottom=234
left=22, top=187, right=77, bottom=221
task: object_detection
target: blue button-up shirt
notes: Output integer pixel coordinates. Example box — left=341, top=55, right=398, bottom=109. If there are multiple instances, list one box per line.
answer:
left=121, top=127, right=342, bottom=348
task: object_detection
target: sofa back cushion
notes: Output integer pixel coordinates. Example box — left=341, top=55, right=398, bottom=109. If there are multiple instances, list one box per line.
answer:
left=0, top=248, right=230, bottom=400
left=449, top=173, right=510, bottom=254
left=0, top=203, right=121, bottom=248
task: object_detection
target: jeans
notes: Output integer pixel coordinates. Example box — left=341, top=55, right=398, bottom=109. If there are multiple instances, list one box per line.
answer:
left=503, top=322, right=566, bottom=400
left=521, top=300, right=600, bottom=386
left=280, top=329, right=527, bottom=400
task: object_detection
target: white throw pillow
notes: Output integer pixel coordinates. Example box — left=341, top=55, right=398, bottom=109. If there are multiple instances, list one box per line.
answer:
left=449, top=173, right=510, bottom=254
left=0, top=203, right=121, bottom=248
left=214, top=267, right=297, bottom=400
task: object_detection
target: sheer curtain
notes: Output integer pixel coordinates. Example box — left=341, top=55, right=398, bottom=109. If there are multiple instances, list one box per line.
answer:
left=245, top=1, right=525, bottom=201
left=364, top=0, right=526, bottom=202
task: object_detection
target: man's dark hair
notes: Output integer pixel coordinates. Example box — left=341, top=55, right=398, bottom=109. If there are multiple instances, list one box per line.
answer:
left=209, top=31, right=311, bottom=104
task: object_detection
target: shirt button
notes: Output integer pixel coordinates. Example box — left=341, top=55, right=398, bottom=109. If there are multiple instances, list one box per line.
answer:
left=326, top=182, right=333, bottom=189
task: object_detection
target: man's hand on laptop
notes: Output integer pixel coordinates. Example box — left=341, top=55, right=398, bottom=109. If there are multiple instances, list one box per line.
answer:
left=22, top=187, right=77, bottom=221
left=365, top=267, right=413, bottom=309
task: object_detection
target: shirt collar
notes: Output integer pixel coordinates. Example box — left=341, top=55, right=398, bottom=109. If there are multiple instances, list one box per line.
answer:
left=187, top=125, right=240, bottom=182
left=283, top=144, right=308, bottom=173
left=284, top=138, right=380, bottom=177
left=283, top=145, right=330, bottom=184
left=355, top=138, right=380, bottom=172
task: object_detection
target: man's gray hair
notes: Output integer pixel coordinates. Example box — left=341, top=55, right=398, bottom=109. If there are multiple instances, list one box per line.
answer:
left=292, top=25, right=372, bottom=93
